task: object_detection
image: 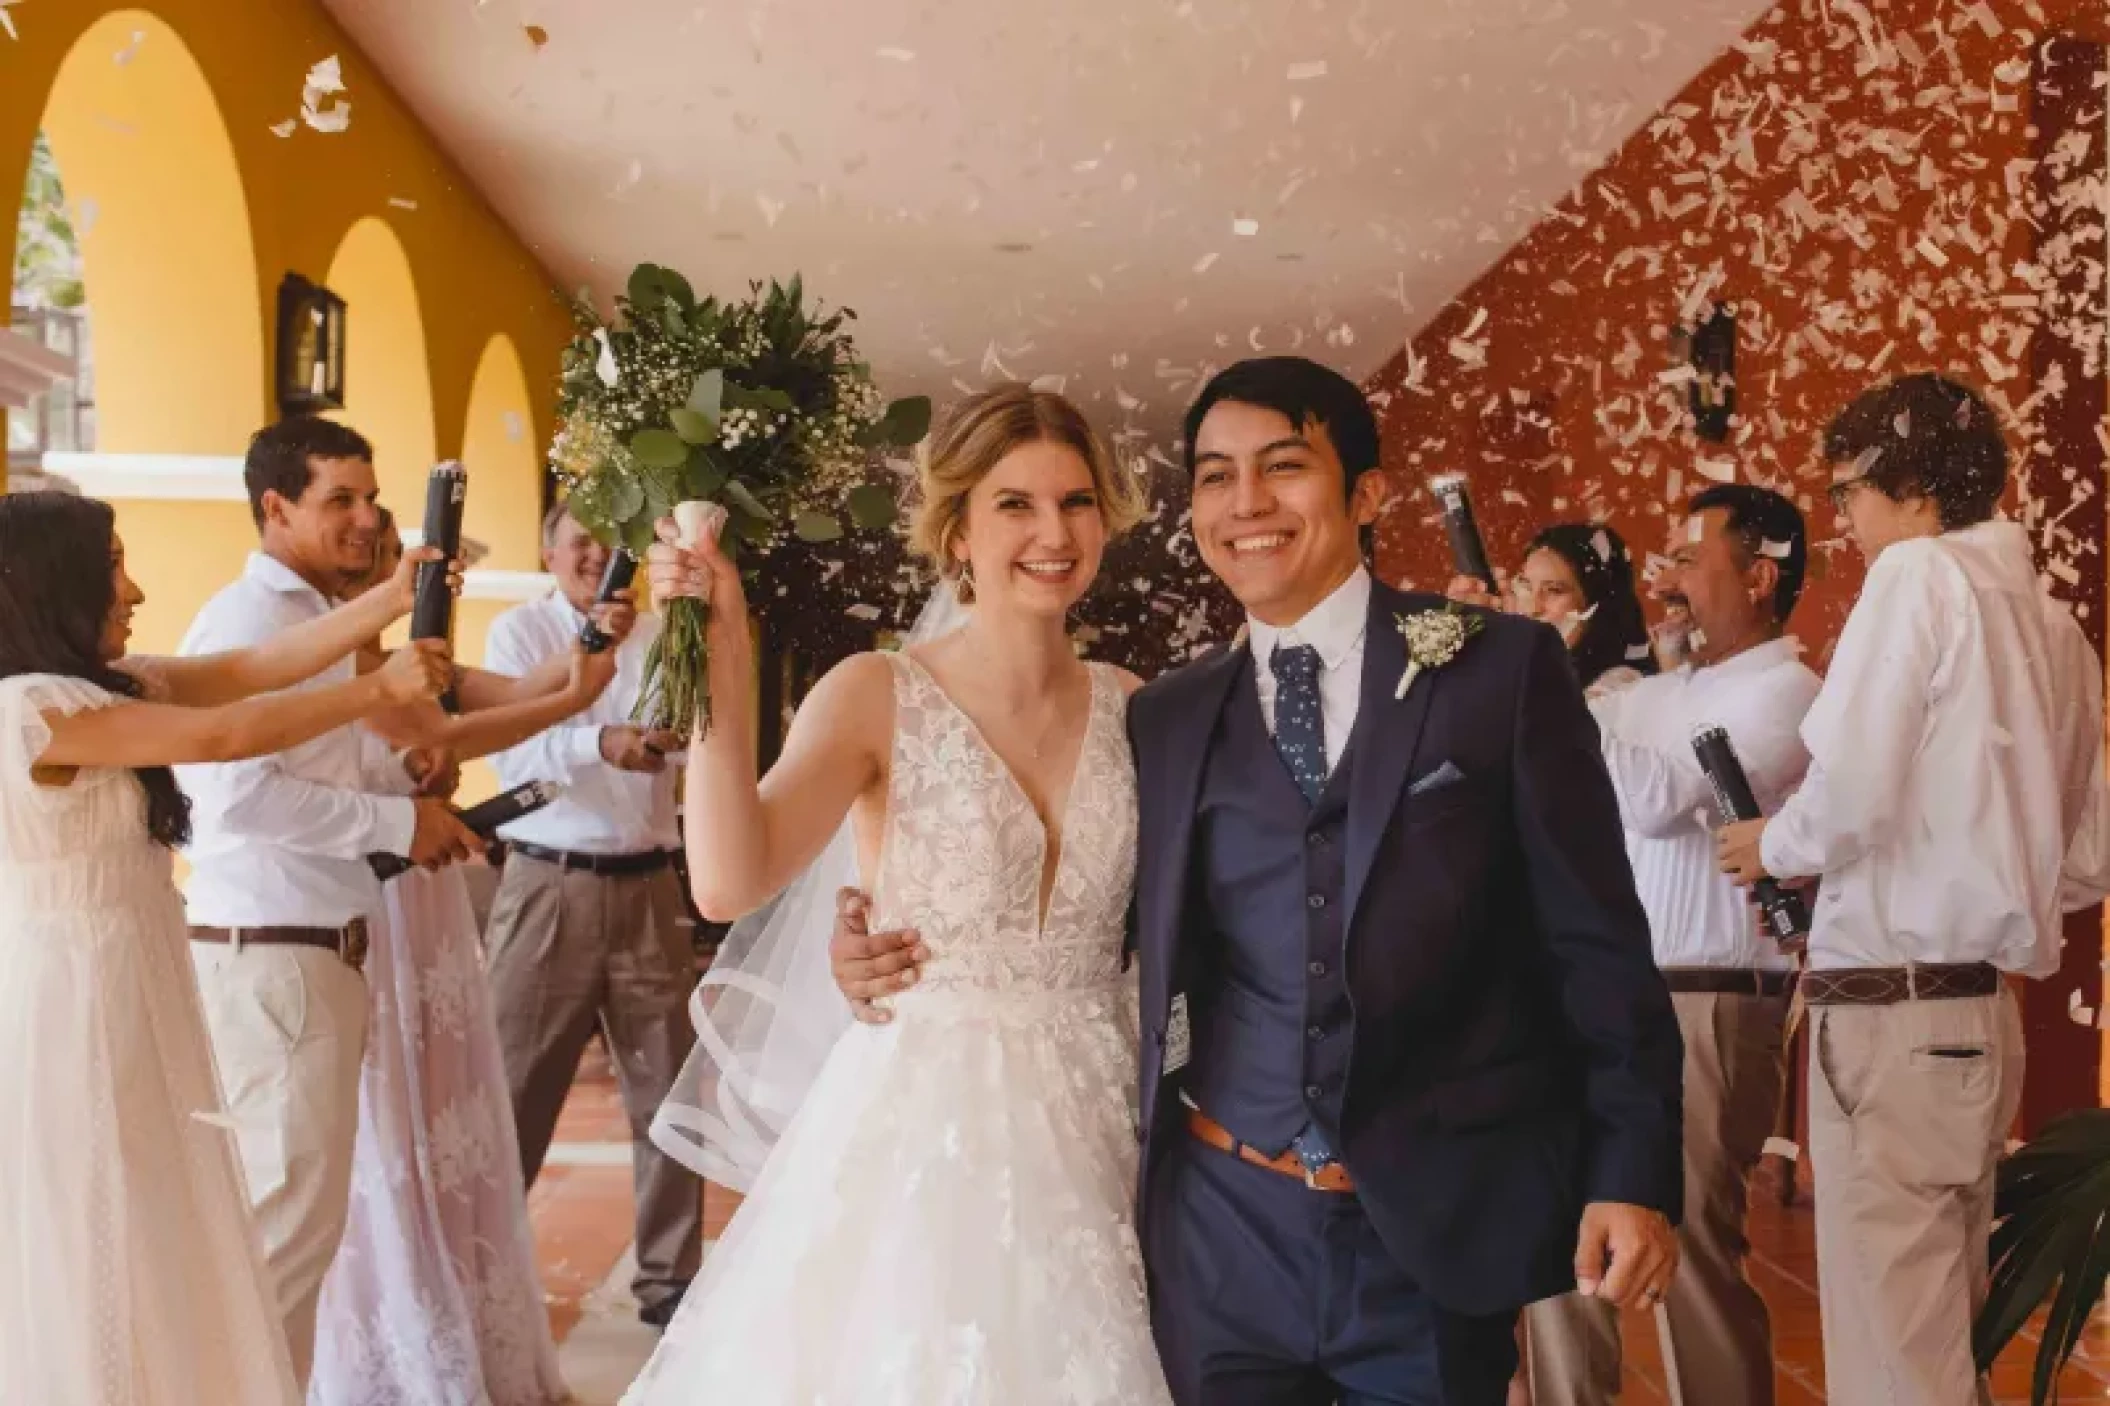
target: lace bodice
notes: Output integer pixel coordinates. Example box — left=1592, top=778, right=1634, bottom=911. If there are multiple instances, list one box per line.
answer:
left=0, top=674, right=176, bottom=917
left=872, top=655, right=1137, bottom=998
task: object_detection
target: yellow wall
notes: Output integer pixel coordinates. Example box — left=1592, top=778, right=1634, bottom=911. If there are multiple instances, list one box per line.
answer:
left=461, top=336, right=544, bottom=572
left=1, top=3, right=572, bottom=674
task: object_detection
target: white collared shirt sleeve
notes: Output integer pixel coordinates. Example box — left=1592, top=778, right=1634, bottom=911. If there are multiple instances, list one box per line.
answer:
left=187, top=754, right=417, bottom=860
left=483, top=604, right=606, bottom=789
left=1762, top=548, right=1950, bottom=881
left=1596, top=662, right=1816, bottom=840
left=175, top=579, right=416, bottom=865
left=2049, top=606, right=2110, bottom=912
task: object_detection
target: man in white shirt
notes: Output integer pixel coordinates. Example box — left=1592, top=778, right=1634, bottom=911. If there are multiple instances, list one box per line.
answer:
left=484, top=500, right=700, bottom=1328
left=179, top=418, right=480, bottom=1383
left=1529, top=485, right=1819, bottom=1406
left=1717, top=373, right=2110, bottom=1405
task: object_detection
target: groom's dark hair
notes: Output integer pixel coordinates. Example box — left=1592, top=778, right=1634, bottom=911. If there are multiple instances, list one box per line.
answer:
left=1181, top=357, right=1381, bottom=494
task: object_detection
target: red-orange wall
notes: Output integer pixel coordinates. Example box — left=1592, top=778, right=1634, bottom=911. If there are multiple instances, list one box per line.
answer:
left=1367, top=0, right=2108, bottom=668
left=1363, top=0, right=2110, bottom=1128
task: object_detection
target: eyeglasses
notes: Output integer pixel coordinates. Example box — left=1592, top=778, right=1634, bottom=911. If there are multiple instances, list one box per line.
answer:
left=1826, top=475, right=1870, bottom=513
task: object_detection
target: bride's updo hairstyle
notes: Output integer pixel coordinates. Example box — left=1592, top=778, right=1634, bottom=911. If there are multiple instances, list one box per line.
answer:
left=908, top=383, right=1145, bottom=603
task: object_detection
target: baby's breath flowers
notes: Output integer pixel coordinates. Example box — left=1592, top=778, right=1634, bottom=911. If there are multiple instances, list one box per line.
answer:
left=551, top=263, right=930, bottom=736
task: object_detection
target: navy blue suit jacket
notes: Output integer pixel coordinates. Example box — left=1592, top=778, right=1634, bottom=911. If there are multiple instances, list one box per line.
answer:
left=1128, top=581, right=1683, bottom=1316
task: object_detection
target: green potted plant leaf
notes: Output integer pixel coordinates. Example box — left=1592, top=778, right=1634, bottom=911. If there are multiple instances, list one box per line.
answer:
left=1975, top=1108, right=2110, bottom=1404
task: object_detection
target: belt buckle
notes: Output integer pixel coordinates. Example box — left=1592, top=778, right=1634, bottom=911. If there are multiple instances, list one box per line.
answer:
left=341, top=917, right=370, bottom=972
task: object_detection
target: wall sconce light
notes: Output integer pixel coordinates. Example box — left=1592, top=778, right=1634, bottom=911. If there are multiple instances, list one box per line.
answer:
left=1673, top=303, right=1737, bottom=444
left=276, top=273, right=347, bottom=417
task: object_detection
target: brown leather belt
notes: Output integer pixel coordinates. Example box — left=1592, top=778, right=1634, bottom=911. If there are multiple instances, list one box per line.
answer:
left=509, top=842, right=673, bottom=877
left=1663, top=967, right=1795, bottom=998
left=1186, top=1109, right=1355, bottom=1193
left=1803, top=961, right=2001, bottom=1007
left=189, top=919, right=369, bottom=974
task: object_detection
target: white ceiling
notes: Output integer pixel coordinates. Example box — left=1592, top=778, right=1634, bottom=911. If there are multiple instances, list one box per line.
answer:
left=322, top=0, right=1774, bottom=438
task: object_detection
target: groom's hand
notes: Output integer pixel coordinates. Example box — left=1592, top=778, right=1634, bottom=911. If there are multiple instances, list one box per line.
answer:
left=1574, top=1202, right=1677, bottom=1308
left=829, top=888, right=929, bottom=1025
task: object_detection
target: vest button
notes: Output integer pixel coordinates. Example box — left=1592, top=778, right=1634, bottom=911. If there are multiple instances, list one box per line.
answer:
left=1308, top=831, right=1329, bottom=847
left=1305, top=1084, right=1325, bottom=1100
left=1307, top=893, right=1327, bottom=910
left=1306, top=1025, right=1325, bottom=1041
left=1307, top=960, right=1328, bottom=977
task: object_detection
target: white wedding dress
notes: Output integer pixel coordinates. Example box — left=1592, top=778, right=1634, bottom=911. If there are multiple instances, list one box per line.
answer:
left=622, top=655, right=1170, bottom=1405
left=0, top=673, right=299, bottom=1404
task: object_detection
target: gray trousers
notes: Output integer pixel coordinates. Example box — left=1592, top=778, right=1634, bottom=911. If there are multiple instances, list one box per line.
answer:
left=485, top=853, right=703, bottom=1309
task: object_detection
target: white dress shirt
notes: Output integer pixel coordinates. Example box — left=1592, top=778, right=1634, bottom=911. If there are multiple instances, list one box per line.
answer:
left=484, top=592, right=679, bottom=855
left=1591, top=637, right=1821, bottom=971
left=1247, top=567, right=1371, bottom=775
left=1761, top=521, right=2095, bottom=976
left=177, top=553, right=417, bottom=928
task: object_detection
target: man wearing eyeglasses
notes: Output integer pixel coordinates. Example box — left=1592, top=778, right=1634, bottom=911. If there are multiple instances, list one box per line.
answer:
left=1714, top=373, right=2110, bottom=1405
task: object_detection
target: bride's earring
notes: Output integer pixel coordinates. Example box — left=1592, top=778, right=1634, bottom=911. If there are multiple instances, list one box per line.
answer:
left=956, top=561, right=977, bottom=605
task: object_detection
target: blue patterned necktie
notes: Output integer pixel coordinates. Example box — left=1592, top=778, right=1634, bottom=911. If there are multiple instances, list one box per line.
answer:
left=1269, top=643, right=1327, bottom=804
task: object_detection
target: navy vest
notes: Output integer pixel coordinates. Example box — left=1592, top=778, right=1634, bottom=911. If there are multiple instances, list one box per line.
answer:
left=1183, top=656, right=1356, bottom=1156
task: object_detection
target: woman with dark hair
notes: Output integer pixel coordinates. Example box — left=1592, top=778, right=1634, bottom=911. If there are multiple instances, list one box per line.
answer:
left=0, top=491, right=454, bottom=1405
left=1450, top=520, right=1657, bottom=699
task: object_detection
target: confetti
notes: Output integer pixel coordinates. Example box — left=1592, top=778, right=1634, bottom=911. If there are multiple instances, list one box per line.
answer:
left=503, top=411, right=524, bottom=442
left=1694, top=458, right=1737, bottom=484
left=0, top=2, right=17, bottom=42
left=875, top=46, right=915, bottom=62
left=1232, top=218, right=1259, bottom=237
left=300, top=54, right=351, bottom=134
left=1759, top=538, right=1793, bottom=559
left=1763, top=1138, right=1800, bottom=1162
left=1286, top=60, right=1328, bottom=81
left=387, top=197, right=418, bottom=211
left=113, top=28, right=145, bottom=64
left=269, top=119, right=297, bottom=139
left=1192, top=252, right=1219, bottom=275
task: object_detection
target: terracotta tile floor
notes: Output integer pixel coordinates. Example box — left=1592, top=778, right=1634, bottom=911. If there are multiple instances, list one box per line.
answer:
left=528, top=1057, right=2110, bottom=1402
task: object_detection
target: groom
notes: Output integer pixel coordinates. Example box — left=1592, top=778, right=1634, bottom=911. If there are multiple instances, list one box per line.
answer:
left=836, top=357, right=1684, bottom=1401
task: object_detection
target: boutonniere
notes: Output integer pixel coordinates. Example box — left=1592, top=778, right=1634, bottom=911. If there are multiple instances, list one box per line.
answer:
left=1394, top=604, right=1485, bottom=699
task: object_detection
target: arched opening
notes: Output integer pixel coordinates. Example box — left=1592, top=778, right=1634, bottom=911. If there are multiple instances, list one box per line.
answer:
left=28, top=10, right=266, bottom=651
left=459, top=333, right=541, bottom=571
left=323, top=215, right=437, bottom=520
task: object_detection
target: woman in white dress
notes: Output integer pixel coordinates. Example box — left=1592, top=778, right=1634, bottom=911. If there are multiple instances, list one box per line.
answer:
left=311, top=514, right=633, bottom=1406
left=621, top=384, right=1172, bottom=1404
left=0, top=491, right=454, bottom=1405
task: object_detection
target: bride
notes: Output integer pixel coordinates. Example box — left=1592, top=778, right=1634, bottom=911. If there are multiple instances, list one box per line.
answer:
left=621, top=384, right=1172, bottom=1404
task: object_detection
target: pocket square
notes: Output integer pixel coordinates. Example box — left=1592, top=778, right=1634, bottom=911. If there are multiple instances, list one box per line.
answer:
left=1408, top=761, right=1465, bottom=797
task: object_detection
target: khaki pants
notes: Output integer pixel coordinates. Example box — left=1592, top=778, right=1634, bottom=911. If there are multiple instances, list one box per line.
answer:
left=485, top=854, right=703, bottom=1309
left=1808, top=989, right=2023, bottom=1406
left=1528, top=988, right=1785, bottom=1406
left=191, top=941, right=369, bottom=1387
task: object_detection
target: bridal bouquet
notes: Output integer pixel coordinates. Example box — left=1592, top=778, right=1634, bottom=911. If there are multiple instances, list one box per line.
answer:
left=551, top=264, right=931, bottom=735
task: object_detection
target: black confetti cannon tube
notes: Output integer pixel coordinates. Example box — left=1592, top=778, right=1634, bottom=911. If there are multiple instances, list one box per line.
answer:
left=1427, top=472, right=1496, bottom=592
left=368, top=779, right=559, bottom=881
left=412, top=461, right=468, bottom=711
left=578, top=551, right=638, bottom=654
left=1692, top=725, right=1810, bottom=944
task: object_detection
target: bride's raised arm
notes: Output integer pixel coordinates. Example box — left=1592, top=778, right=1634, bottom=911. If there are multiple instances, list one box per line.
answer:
left=652, top=515, right=890, bottom=922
